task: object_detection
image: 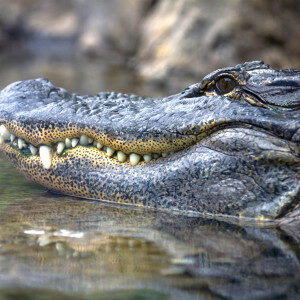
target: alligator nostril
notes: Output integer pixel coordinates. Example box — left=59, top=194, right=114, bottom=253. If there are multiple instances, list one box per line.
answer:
left=48, top=89, right=59, bottom=98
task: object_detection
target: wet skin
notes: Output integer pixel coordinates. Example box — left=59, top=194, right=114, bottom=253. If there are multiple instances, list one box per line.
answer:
left=0, top=61, right=299, bottom=219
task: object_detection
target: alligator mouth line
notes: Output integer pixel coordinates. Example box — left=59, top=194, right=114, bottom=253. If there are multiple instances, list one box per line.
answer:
left=0, top=124, right=178, bottom=169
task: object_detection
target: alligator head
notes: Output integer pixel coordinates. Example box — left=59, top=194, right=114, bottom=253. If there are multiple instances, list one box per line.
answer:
left=0, top=61, right=299, bottom=220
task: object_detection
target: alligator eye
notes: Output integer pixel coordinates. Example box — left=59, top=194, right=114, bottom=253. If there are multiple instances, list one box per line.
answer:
left=215, top=76, right=236, bottom=94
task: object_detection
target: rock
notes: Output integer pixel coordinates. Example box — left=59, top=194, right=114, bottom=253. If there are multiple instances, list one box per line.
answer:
left=77, top=0, right=153, bottom=58
left=0, top=0, right=299, bottom=91
left=137, top=0, right=300, bottom=91
left=26, top=0, right=79, bottom=39
left=0, top=0, right=152, bottom=58
left=0, top=0, right=79, bottom=47
left=0, top=0, right=28, bottom=49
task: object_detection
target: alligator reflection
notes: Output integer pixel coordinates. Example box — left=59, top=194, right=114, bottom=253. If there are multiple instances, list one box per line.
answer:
left=0, top=195, right=299, bottom=299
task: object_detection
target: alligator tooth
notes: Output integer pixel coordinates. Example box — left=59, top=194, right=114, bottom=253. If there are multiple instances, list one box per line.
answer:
left=65, top=138, right=72, bottom=148
left=143, top=154, right=152, bottom=163
left=18, top=138, right=25, bottom=149
left=129, top=153, right=141, bottom=166
left=79, top=134, right=89, bottom=145
left=57, top=142, right=65, bottom=154
left=117, top=151, right=127, bottom=162
left=162, top=152, right=168, bottom=158
left=10, top=134, right=16, bottom=142
left=88, top=137, right=93, bottom=144
left=29, top=145, right=38, bottom=155
left=39, top=145, right=53, bottom=169
left=106, top=147, right=115, bottom=157
left=71, top=138, right=79, bottom=148
left=93, top=141, right=103, bottom=149
left=0, top=125, right=10, bottom=140
left=0, top=137, right=3, bottom=145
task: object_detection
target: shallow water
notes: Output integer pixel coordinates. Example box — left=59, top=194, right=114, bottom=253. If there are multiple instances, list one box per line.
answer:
left=0, top=50, right=299, bottom=299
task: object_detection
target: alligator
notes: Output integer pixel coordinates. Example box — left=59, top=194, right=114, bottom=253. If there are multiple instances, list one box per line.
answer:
left=0, top=61, right=299, bottom=220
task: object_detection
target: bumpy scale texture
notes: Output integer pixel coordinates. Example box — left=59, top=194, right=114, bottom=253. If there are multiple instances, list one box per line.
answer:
left=0, top=61, right=299, bottom=219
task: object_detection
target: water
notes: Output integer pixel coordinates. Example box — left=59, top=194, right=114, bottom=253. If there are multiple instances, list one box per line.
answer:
left=0, top=42, right=165, bottom=98
left=0, top=48, right=299, bottom=299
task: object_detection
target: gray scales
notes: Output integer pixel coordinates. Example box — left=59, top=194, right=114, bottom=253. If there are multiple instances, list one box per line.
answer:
left=0, top=61, right=299, bottom=220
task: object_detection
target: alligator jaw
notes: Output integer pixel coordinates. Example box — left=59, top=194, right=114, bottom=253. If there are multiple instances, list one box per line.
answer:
left=0, top=62, right=299, bottom=220
left=0, top=77, right=227, bottom=170
left=0, top=75, right=298, bottom=168
left=0, top=78, right=210, bottom=158
left=1, top=121, right=299, bottom=220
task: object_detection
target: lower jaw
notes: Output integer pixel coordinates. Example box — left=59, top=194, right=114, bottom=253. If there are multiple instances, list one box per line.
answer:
left=1, top=143, right=177, bottom=209
left=1, top=133, right=298, bottom=220
left=1, top=143, right=289, bottom=224
left=1, top=142, right=206, bottom=214
left=0, top=143, right=139, bottom=198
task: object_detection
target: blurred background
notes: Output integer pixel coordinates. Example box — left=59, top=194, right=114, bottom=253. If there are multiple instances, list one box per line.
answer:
left=0, top=0, right=299, bottom=96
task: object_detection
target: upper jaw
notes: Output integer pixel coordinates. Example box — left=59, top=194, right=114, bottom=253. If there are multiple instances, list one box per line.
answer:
left=0, top=78, right=223, bottom=155
left=0, top=77, right=298, bottom=156
left=0, top=77, right=201, bottom=168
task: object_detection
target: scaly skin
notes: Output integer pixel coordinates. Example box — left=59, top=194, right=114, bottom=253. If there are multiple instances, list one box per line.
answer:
left=0, top=61, right=299, bottom=220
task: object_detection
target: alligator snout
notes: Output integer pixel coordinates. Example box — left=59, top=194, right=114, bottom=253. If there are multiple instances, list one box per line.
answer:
left=0, top=61, right=299, bottom=220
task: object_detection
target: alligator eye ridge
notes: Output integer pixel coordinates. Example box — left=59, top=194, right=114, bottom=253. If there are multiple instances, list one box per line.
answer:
left=215, top=76, right=236, bottom=94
